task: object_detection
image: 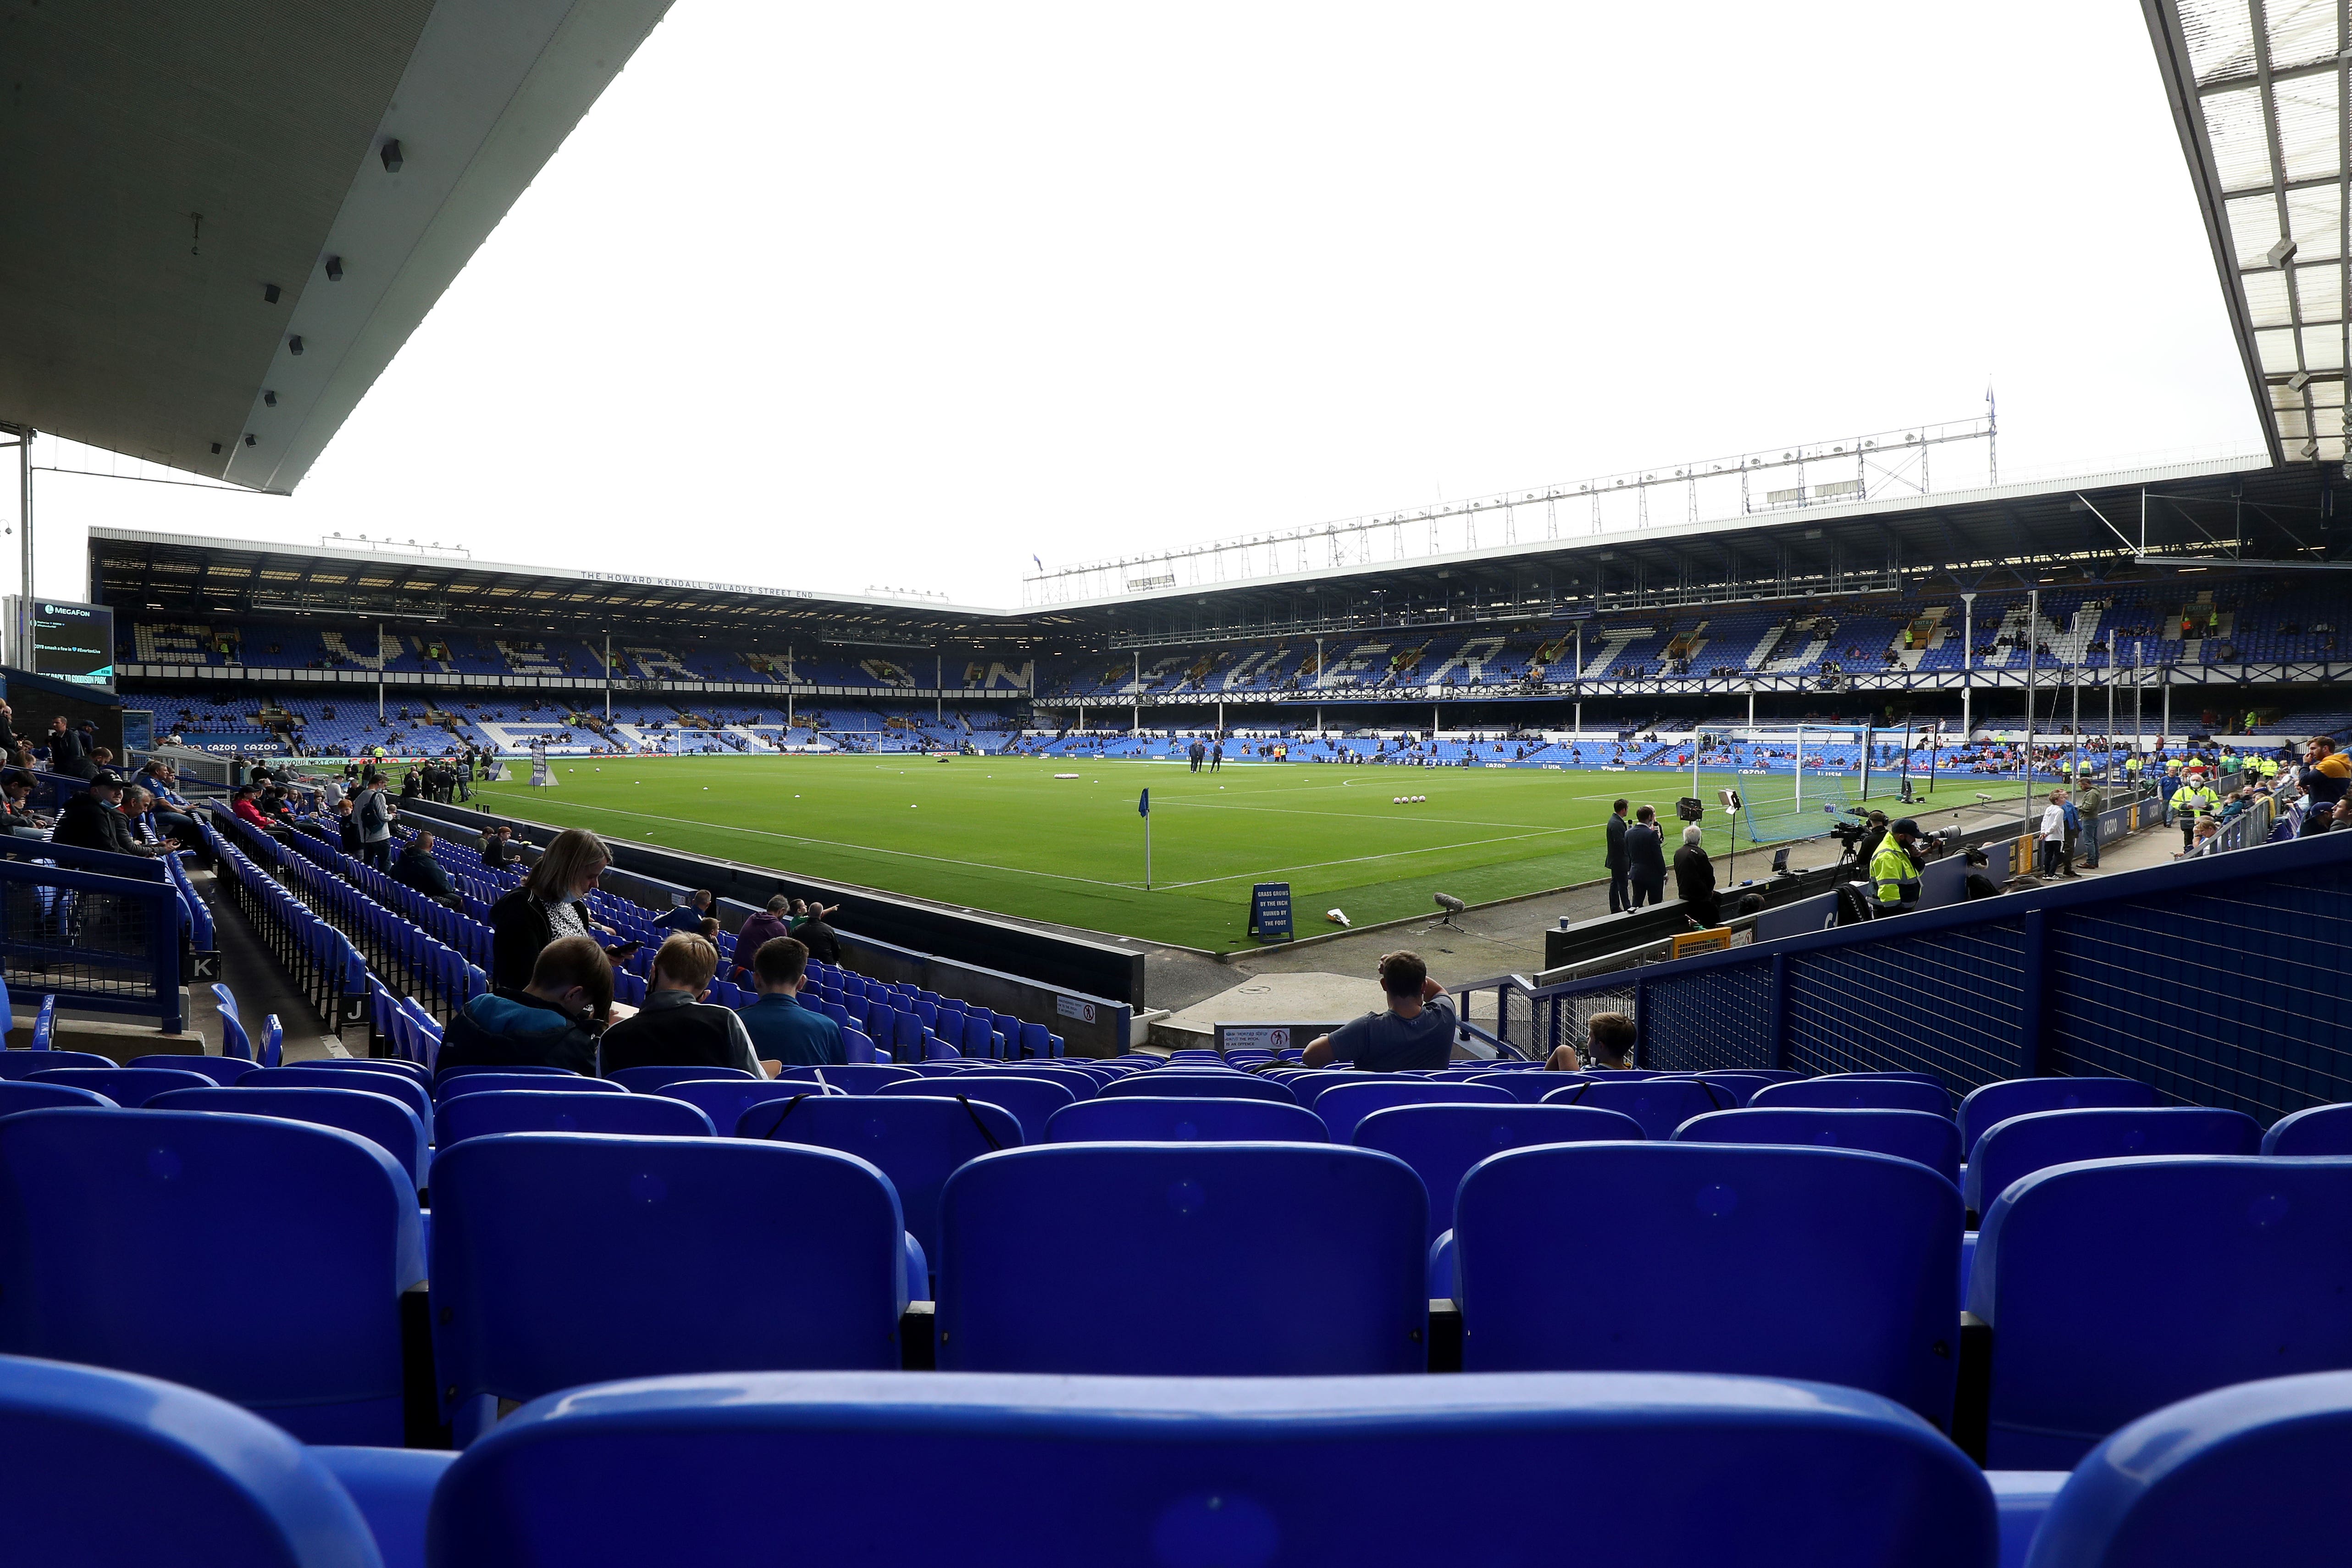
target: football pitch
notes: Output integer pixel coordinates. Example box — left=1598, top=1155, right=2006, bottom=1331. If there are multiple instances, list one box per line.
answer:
left=471, top=756, right=1942, bottom=951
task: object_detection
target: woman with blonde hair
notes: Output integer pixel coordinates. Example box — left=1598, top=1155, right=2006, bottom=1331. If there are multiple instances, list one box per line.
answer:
left=490, top=827, right=620, bottom=991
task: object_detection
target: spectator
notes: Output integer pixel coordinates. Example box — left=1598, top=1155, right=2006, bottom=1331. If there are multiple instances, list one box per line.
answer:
left=2297, top=738, right=2351, bottom=837
left=1603, top=798, right=1630, bottom=913
left=230, top=785, right=277, bottom=834
left=736, top=936, right=846, bottom=1068
left=789, top=898, right=844, bottom=965
left=394, top=831, right=465, bottom=912
left=2179, top=817, right=2224, bottom=859
left=659, top=889, right=714, bottom=933
left=435, top=935, right=610, bottom=1075
left=731, top=895, right=794, bottom=974
left=54, top=771, right=172, bottom=857
left=479, top=824, right=521, bottom=868
left=489, top=827, right=615, bottom=990
left=120, top=786, right=167, bottom=847
left=599, top=933, right=779, bottom=1079
left=1673, top=825, right=1720, bottom=926
left=0, top=769, right=47, bottom=838
left=1546, top=1009, right=1637, bottom=1072
left=42, top=716, right=80, bottom=776
left=1301, top=950, right=1455, bottom=1071
left=2039, top=789, right=2073, bottom=878
left=351, top=770, right=395, bottom=871
left=1624, top=805, right=1667, bottom=908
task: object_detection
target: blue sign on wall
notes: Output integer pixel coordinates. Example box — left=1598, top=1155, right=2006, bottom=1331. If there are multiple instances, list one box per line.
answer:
left=1247, top=881, right=1293, bottom=942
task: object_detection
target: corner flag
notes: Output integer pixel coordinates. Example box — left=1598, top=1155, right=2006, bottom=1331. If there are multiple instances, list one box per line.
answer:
left=1139, top=788, right=1150, bottom=817
left=1139, top=788, right=1151, bottom=890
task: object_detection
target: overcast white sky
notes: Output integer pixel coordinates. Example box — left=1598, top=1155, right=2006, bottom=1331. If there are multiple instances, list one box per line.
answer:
left=36, top=0, right=2265, bottom=609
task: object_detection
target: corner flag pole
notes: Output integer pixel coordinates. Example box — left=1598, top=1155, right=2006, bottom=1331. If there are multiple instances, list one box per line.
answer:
left=1140, top=787, right=1151, bottom=890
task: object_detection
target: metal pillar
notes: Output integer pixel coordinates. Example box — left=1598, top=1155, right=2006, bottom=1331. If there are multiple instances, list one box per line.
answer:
left=1794, top=723, right=1804, bottom=813
left=2070, top=652, right=2081, bottom=789
left=377, top=622, right=386, bottom=721
left=2133, top=640, right=2143, bottom=768
left=2022, top=589, right=2038, bottom=837
left=935, top=651, right=942, bottom=726
left=604, top=631, right=612, bottom=723
left=1959, top=592, right=1976, bottom=737
left=1132, top=650, right=1141, bottom=736
left=1747, top=687, right=1755, bottom=726
left=12, top=424, right=28, bottom=669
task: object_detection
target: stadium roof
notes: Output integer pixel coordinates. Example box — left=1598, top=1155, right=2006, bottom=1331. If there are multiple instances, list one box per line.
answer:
left=91, top=452, right=2337, bottom=649
left=2148, top=0, right=2352, bottom=467
left=0, top=0, right=673, bottom=493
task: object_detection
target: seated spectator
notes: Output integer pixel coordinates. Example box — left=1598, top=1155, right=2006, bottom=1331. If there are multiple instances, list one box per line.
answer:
left=436, top=935, right=610, bottom=1075
left=0, top=769, right=47, bottom=838
left=478, top=823, right=519, bottom=866
left=229, top=786, right=275, bottom=832
left=2180, top=817, right=2224, bottom=859
left=599, top=933, right=779, bottom=1079
left=659, top=889, right=715, bottom=932
left=1302, top=951, right=1455, bottom=1071
left=54, top=771, right=174, bottom=858
left=1547, top=1010, right=1637, bottom=1072
left=791, top=898, right=843, bottom=965
left=731, top=895, right=794, bottom=975
left=394, top=831, right=465, bottom=911
left=736, top=936, right=845, bottom=1068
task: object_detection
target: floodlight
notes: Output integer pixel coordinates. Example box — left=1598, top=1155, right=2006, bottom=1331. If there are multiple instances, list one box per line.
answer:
left=288, top=336, right=304, bottom=356
left=325, top=255, right=344, bottom=282
left=264, top=391, right=276, bottom=407
left=263, top=283, right=281, bottom=304
left=2269, top=236, right=2298, bottom=268
left=243, top=434, right=256, bottom=446
left=381, top=139, right=404, bottom=173
left=2289, top=370, right=2312, bottom=392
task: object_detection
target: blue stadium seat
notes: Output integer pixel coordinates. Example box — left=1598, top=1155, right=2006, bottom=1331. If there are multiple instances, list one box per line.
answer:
left=298, top=1057, right=433, bottom=1087
left=438, top=1090, right=715, bottom=1145
left=1312, top=1080, right=1515, bottom=1142
left=128, top=1053, right=260, bottom=1086
left=987, top=1062, right=1100, bottom=1099
left=309, top=1446, right=455, bottom=1568
left=658, top=1076, right=838, bottom=1134
left=151, top=1085, right=431, bottom=1193
left=1676, top=1108, right=1963, bottom=1186
left=1538, top=1077, right=1738, bottom=1138
left=1046, top=1095, right=1328, bottom=1143
left=742, top=1092, right=1019, bottom=1263
left=437, top=1071, right=623, bottom=1103
left=1097, top=1071, right=1297, bottom=1104
left=1962, top=1108, right=2262, bottom=1223
left=248, top=1064, right=433, bottom=1144
left=876, top=1073, right=1074, bottom=1142
left=429, top=1135, right=908, bottom=1431
left=1751, top=1078, right=1952, bottom=1116
left=606, top=1064, right=755, bottom=1094
left=0, top=1352, right=387, bottom=1567
left=26, top=1066, right=217, bottom=1107
left=1355, top=1103, right=1644, bottom=1252
left=1457, top=1142, right=1963, bottom=1428
left=774, top=1063, right=919, bottom=1095
left=1466, top=1069, right=1586, bottom=1103
left=0, top=1048, right=117, bottom=1079
left=0, top=1108, right=423, bottom=1442
left=1956, top=1075, right=2166, bottom=1158
left=1965, top=1157, right=2352, bottom=1469
left=434, top=1061, right=578, bottom=1087
left=937, top=1143, right=1425, bottom=1374
left=425, top=1370, right=1998, bottom=1568
left=2258, top=1102, right=2352, bottom=1156
left=2022, top=1371, right=2352, bottom=1568
left=0, top=1080, right=116, bottom=1114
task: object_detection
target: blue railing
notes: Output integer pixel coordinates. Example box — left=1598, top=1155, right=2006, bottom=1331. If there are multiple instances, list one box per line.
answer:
left=0, top=853, right=185, bottom=1033
left=1459, top=826, right=2352, bottom=1124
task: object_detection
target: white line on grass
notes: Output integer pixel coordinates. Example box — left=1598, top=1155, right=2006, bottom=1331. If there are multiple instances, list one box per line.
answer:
left=1148, top=825, right=1587, bottom=891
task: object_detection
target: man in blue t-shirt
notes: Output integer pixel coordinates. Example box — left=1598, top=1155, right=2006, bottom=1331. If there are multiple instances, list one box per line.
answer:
left=736, top=935, right=846, bottom=1067
left=1302, top=951, right=1456, bottom=1072
left=659, top=889, right=714, bottom=932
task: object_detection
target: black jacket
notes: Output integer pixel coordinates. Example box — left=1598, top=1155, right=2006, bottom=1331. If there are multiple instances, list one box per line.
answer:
left=795, top=919, right=841, bottom=966
left=1604, top=812, right=1629, bottom=871
left=1673, top=844, right=1720, bottom=926
left=489, top=888, right=557, bottom=991
left=600, top=997, right=738, bottom=1075
left=51, top=792, right=138, bottom=857
left=1624, top=822, right=1667, bottom=884
left=395, top=842, right=456, bottom=899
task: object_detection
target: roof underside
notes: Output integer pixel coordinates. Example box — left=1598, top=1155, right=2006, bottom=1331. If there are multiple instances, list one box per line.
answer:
left=0, top=0, right=673, bottom=491
left=2149, top=0, right=2352, bottom=465
left=89, top=459, right=2347, bottom=648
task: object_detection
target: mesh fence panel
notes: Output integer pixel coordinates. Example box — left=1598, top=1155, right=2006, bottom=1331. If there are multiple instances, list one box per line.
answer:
left=1642, top=965, right=1776, bottom=1071
left=1739, top=779, right=1854, bottom=846
left=0, top=879, right=162, bottom=1003
left=2047, top=863, right=2352, bottom=1120
left=1783, top=920, right=2027, bottom=1092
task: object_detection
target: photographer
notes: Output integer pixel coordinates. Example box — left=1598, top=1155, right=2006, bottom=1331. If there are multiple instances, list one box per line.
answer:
left=1854, top=809, right=1890, bottom=868
left=1869, top=817, right=1928, bottom=914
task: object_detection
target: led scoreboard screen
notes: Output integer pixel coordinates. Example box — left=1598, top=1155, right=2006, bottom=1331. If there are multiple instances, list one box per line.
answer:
left=31, top=600, right=116, bottom=691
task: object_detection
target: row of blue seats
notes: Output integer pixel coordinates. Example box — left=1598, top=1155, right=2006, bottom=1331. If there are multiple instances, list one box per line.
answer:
left=0, top=1088, right=2346, bottom=1471
left=15, top=1346, right=2349, bottom=1567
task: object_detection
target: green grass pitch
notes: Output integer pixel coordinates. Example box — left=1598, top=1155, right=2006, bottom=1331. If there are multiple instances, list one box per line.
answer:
left=471, top=756, right=1932, bottom=951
